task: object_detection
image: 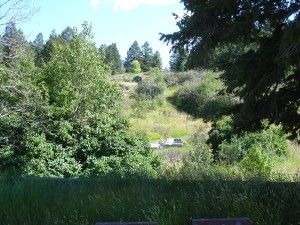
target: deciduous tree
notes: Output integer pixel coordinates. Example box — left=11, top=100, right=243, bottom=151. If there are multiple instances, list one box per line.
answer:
left=0, top=23, right=159, bottom=177
left=129, top=59, right=141, bottom=74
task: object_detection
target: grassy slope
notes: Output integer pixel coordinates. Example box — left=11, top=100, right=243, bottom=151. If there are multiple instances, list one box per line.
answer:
left=128, top=87, right=209, bottom=142
left=116, top=73, right=300, bottom=172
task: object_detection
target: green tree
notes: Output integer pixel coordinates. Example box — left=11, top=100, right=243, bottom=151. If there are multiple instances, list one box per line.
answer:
left=1, top=22, right=29, bottom=68
left=0, top=23, right=159, bottom=177
left=169, top=49, right=188, bottom=72
left=32, top=33, right=44, bottom=50
left=140, top=41, right=154, bottom=72
left=129, top=60, right=141, bottom=74
left=124, top=40, right=142, bottom=72
left=61, top=26, right=76, bottom=42
left=39, top=30, right=65, bottom=64
left=32, top=32, right=44, bottom=67
left=103, top=43, right=123, bottom=75
left=161, top=0, right=300, bottom=137
left=151, top=50, right=163, bottom=70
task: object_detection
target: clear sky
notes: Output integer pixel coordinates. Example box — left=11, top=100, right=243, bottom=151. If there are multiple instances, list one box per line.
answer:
left=19, top=0, right=185, bottom=68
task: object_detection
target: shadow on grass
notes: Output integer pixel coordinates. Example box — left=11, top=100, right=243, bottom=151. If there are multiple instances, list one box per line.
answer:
left=0, top=176, right=299, bottom=225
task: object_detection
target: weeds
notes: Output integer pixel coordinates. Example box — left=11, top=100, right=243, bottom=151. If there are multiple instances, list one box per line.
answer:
left=0, top=177, right=299, bottom=225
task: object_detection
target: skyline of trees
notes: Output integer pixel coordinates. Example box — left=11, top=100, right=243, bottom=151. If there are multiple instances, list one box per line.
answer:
left=124, top=40, right=163, bottom=73
left=29, top=29, right=165, bottom=74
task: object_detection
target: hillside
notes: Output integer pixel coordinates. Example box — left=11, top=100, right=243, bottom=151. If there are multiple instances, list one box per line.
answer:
left=114, top=71, right=300, bottom=174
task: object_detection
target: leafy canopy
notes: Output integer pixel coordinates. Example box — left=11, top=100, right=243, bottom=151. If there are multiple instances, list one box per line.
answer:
left=161, top=0, right=300, bottom=137
left=0, top=22, right=159, bottom=177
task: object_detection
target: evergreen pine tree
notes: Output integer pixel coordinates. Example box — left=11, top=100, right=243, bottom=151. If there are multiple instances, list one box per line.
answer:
left=104, top=43, right=123, bottom=75
left=140, top=41, right=153, bottom=72
left=124, top=40, right=142, bottom=72
left=151, top=50, right=163, bottom=70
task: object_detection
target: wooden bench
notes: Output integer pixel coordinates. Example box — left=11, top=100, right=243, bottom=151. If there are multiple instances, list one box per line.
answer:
left=95, top=222, right=158, bottom=225
left=192, top=218, right=252, bottom=225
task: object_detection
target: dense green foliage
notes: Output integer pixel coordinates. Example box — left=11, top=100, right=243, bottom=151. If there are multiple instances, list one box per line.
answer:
left=207, top=116, right=237, bottom=156
left=135, top=68, right=165, bottom=100
left=0, top=23, right=159, bottom=177
left=1, top=3, right=299, bottom=225
left=169, top=49, right=188, bottom=72
left=161, top=0, right=300, bottom=137
left=171, top=71, right=235, bottom=121
left=124, top=41, right=162, bottom=72
left=101, top=43, right=124, bottom=75
left=207, top=117, right=289, bottom=173
left=129, top=60, right=142, bottom=74
left=220, top=122, right=288, bottom=178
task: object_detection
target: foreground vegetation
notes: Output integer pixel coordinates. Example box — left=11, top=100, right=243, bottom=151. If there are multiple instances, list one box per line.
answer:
left=0, top=177, right=299, bottom=225
left=0, top=1, right=300, bottom=224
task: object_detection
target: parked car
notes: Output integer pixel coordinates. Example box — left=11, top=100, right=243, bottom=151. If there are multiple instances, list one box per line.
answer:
left=150, top=142, right=164, bottom=149
left=164, top=138, right=184, bottom=147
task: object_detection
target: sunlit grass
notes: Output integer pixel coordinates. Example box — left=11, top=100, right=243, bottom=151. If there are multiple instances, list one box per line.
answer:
left=118, top=73, right=299, bottom=175
left=275, top=141, right=300, bottom=174
left=128, top=96, right=208, bottom=143
left=0, top=177, right=299, bottom=225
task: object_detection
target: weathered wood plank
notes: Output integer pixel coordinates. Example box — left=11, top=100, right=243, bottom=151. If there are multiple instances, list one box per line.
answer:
left=192, top=218, right=252, bottom=225
left=95, top=222, right=158, bottom=225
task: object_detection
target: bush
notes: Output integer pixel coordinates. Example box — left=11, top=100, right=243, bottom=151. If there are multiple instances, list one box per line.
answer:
left=219, top=122, right=288, bottom=178
left=135, top=68, right=165, bottom=100
left=136, top=78, right=165, bottom=100
left=171, top=71, right=234, bottom=121
left=132, top=76, right=142, bottom=83
left=239, top=144, right=273, bottom=178
left=207, top=116, right=236, bottom=158
left=148, top=132, right=162, bottom=141
left=164, top=70, right=205, bottom=87
left=174, top=132, right=214, bottom=180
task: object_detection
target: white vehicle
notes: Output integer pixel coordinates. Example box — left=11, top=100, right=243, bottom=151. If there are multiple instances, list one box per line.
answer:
left=164, top=138, right=183, bottom=147
left=150, top=142, right=164, bottom=149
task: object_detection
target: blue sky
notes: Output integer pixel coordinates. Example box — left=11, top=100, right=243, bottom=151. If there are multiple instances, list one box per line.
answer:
left=19, top=0, right=185, bottom=68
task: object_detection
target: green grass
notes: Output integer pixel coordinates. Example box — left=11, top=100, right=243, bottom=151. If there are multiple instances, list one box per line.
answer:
left=0, top=177, right=299, bottom=225
left=275, top=141, right=300, bottom=174
left=128, top=93, right=208, bottom=144
left=115, top=77, right=208, bottom=145
left=119, top=75, right=300, bottom=174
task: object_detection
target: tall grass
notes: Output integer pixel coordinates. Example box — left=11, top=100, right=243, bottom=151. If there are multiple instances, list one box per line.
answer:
left=0, top=176, right=299, bottom=225
left=128, top=93, right=207, bottom=143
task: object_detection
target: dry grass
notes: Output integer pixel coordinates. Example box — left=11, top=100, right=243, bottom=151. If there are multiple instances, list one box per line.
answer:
left=128, top=84, right=209, bottom=143
left=129, top=98, right=209, bottom=144
left=276, top=141, right=300, bottom=174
